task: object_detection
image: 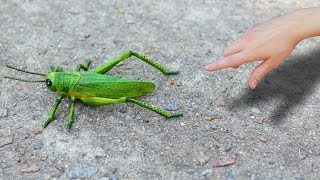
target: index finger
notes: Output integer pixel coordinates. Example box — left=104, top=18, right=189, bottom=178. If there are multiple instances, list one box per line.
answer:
left=205, top=51, right=257, bottom=71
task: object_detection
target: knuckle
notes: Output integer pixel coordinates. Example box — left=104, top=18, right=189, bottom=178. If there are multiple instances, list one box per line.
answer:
left=266, top=62, right=278, bottom=70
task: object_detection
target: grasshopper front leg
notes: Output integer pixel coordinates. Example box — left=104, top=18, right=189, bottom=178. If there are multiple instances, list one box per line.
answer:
left=44, top=94, right=66, bottom=128
left=92, top=50, right=179, bottom=75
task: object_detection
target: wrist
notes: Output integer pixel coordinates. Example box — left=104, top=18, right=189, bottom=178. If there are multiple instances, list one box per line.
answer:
left=292, top=7, right=320, bottom=41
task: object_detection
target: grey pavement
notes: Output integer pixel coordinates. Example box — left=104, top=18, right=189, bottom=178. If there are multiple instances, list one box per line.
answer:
left=0, top=0, right=320, bottom=179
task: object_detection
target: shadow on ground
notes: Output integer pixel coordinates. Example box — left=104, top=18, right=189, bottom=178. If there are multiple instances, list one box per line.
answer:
left=228, top=48, right=320, bottom=124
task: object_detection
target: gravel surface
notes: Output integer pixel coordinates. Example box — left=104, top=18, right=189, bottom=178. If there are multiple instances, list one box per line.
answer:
left=1, top=0, right=320, bottom=179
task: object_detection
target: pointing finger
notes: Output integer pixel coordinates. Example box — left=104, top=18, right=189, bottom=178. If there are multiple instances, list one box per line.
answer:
left=205, top=51, right=257, bottom=71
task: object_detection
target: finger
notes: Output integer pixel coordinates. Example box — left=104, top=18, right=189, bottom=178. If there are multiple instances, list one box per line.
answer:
left=205, top=51, right=257, bottom=71
left=248, top=59, right=277, bottom=89
left=224, top=41, right=244, bottom=57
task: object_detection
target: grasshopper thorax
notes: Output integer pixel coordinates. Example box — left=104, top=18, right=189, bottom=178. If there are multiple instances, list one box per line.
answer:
left=45, top=72, right=81, bottom=94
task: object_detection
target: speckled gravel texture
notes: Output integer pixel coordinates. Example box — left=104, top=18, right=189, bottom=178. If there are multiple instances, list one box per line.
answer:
left=1, top=0, right=320, bottom=179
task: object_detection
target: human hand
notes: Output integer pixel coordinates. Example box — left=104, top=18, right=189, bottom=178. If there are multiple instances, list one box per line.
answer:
left=205, top=10, right=307, bottom=89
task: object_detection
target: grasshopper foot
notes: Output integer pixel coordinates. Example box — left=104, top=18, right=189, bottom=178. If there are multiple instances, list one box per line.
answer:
left=167, top=113, right=183, bottom=118
left=167, top=70, right=179, bottom=75
left=43, top=118, right=53, bottom=128
left=67, top=123, right=72, bottom=132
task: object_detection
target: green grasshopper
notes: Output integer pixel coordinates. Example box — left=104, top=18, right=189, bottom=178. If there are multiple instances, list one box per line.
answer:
left=2, top=50, right=183, bottom=131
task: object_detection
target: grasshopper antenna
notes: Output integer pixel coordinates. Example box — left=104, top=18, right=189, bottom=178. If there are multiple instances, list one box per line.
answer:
left=1, top=64, right=45, bottom=82
left=5, top=65, right=46, bottom=76
left=1, top=75, right=45, bottom=82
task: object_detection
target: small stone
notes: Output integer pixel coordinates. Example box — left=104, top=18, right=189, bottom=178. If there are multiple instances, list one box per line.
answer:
left=94, top=147, right=107, bottom=158
left=212, top=156, right=236, bottom=168
left=184, top=91, right=200, bottom=99
left=0, top=108, right=8, bottom=118
left=43, top=167, right=62, bottom=179
left=250, top=116, right=255, bottom=119
left=170, top=79, right=175, bottom=85
left=32, top=142, right=44, bottom=150
left=127, top=102, right=134, bottom=107
left=205, top=116, right=221, bottom=121
left=30, top=127, right=43, bottom=134
left=109, top=174, right=119, bottom=180
left=164, top=100, right=181, bottom=111
left=250, top=107, right=261, bottom=114
left=223, top=144, right=232, bottom=152
left=201, top=169, right=213, bottom=176
left=19, top=164, right=40, bottom=173
left=67, top=161, right=97, bottom=179
left=225, top=169, right=235, bottom=180
left=258, top=136, right=268, bottom=143
left=119, top=105, right=127, bottom=113
left=194, top=152, right=210, bottom=165
left=217, top=99, right=226, bottom=106
left=0, top=137, right=13, bottom=147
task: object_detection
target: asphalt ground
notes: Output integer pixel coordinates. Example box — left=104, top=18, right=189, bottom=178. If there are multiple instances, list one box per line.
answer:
left=0, top=0, right=320, bottom=179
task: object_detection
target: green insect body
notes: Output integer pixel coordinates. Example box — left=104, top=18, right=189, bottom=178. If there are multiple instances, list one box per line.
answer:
left=4, top=50, right=183, bottom=131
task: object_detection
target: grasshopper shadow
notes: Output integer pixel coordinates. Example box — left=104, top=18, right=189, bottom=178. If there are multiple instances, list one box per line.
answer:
left=228, top=48, right=320, bottom=125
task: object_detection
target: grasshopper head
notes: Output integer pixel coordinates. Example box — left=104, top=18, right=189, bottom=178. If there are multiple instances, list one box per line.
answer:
left=45, top=72, right=57, bottom=92
left=45, top=71, right=80, bottom=94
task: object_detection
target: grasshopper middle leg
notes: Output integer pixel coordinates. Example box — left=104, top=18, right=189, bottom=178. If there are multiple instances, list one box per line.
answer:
left=67, top=97, right=76, bottom=131
left=76, top=59, right=92, bottom=71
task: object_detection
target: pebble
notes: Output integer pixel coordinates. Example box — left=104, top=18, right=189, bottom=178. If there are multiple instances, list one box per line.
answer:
left=164, top=100, right=181, bottom=111
left=109, top=174, right=119, bottom=180
left=250, top=107, right=261, bottom=114
left=127, top=102, right=134, bottom=107
left=184, top=91, right=200, bottom=99
left=67, top=161, right=97, bottom=179
left=30, top=126, right=43, bottom=134
left=0, top=107, right=8, bottom=118
left=119, top=105, right=127, bottom=113
left=32, top=142, right=44, bottom=150
left=94, top=147, right=107, bottom=158
left=258, top=136, right=268, bottom=143
left=43, top=167, right=62, bottom=179
left=223, top=144, right=232, bottom=152
left=212, top=156, right=236, bottom=168
left=201, top=169, right=213, bottom=176
left=19, top=164, right=40, bottom=173
left=225, top=170, right=235, bottom=180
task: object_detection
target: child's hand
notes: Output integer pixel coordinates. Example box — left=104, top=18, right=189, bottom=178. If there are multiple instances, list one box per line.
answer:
left=205, top=8, right=319, bottom=89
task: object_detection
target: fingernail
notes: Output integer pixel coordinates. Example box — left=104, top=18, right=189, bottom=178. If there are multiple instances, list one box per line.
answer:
left=251, top=79, right=258, bottom=89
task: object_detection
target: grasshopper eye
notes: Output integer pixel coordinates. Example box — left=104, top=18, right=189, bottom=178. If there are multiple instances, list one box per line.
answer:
left=46, top=79, right=52, bottom=86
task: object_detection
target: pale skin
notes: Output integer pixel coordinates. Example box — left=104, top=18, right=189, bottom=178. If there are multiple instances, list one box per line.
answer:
left=205, top=7, right=320, bottom=89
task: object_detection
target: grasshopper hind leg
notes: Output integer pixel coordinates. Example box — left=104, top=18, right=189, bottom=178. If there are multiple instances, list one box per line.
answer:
left=80, top=97, right=182, bottom=118
left=126, top=98, right=183, bottom=118
left=92, top=50, right=179, bottom=75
